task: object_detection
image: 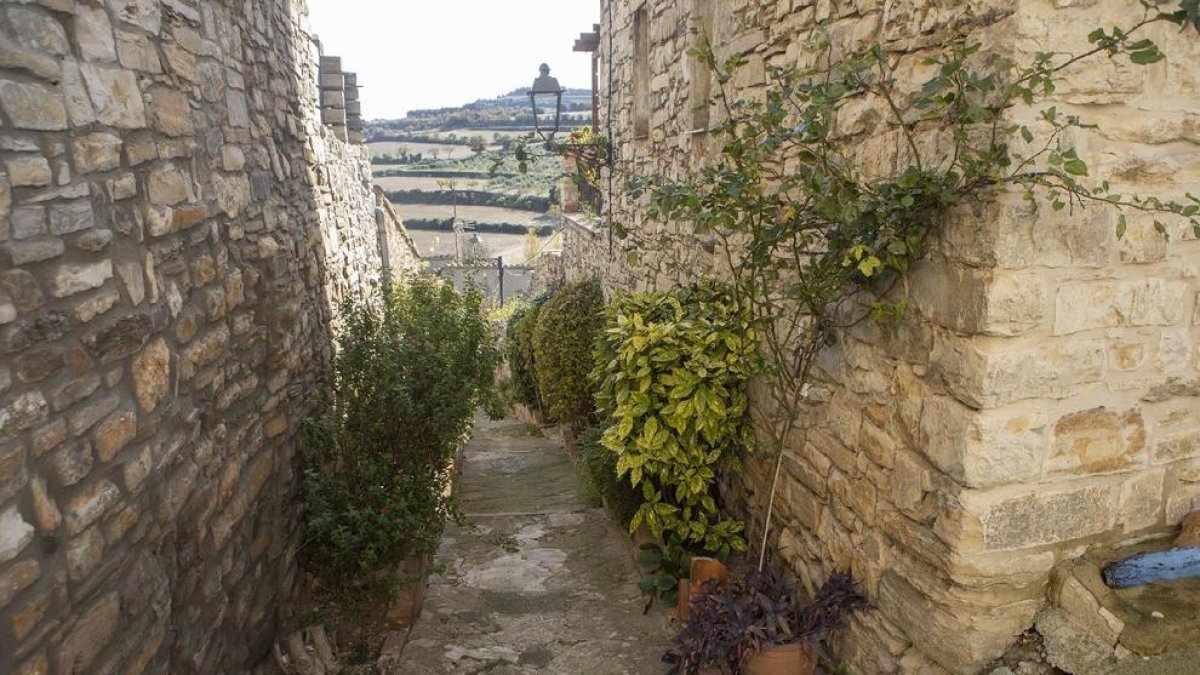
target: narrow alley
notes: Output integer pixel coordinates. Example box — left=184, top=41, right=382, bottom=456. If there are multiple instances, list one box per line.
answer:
left=394, top=416, right=671, bottom=674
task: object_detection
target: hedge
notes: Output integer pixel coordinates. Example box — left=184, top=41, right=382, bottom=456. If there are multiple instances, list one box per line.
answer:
left=505, top=298, right=545, bottom=410
left=531, top=280, right=604, bottom=429
left=578, top=425, right=642, bottom=526
left=384, top=189, right=551, bottom=213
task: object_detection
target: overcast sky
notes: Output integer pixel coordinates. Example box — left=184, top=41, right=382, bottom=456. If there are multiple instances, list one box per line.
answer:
left=306, top=0, right=599, bottom=120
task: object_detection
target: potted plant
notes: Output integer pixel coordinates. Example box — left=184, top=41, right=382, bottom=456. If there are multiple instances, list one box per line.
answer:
left=636, top=539, right=694, bottom=614
left=664, top=565, right=866, bottom=675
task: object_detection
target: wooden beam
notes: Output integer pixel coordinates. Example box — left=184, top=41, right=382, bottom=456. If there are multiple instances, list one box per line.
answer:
left=1103, top=547, right=1200, bottom=588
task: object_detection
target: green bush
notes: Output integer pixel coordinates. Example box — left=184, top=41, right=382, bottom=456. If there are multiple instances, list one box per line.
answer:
left=577, top=425, right=642, bottom=526
left=504, top=296, right=545, bottom=410
left=532, top=280, right=604, bottom=429
left=592, top=280, right=759, bottom=558
left=301, top=279, right=498, bottom=586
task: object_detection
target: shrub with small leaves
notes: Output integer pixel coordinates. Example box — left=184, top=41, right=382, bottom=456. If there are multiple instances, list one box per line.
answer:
left=301, top=279, right=498, bottom=587
left=578, top=424, right=643, bottom=526
left=504, top=296, right=546, bottom=410
left=531, top=280, right=604, bottom=429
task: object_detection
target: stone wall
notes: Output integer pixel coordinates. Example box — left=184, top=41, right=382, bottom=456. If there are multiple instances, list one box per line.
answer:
left=587, top=1, right=1200, bottom=673
left=559, top=213, right=605, bottom=286
left=0, top=0, right=414, bottom=672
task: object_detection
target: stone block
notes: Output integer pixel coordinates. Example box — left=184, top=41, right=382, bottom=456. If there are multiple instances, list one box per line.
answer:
left=75, top=5, right=117, bottom=62
left=83, top=312, right=151, bottom=363
left=960, top=482, right=1119, bottom=551
left=212, top=172, right=250, bottom=216
left=6, top=156, right=52, bottom=187
left=0, top=81, right=68, bottom=131
left=1154, top=430, right=1200, bottom=464
left=1054, top=279, right=1188, bottom=336
left=920, top=397, right=1045, bottom=488
left=162, top=42, right=199, bottom=82
left=47, top=441, right=93, bottom=486
left=30, top=418, right=65, bottom=456
left=67, top=391, right=118, bottom=436
left=148, top=85, right=194, bottom=137
left=11, top=206, right=46, bottom=240
left=1163, top=459, right=1200, bottom=524
left=5, top=238, right=65, bottom=266
left=64, top=479, right=119, bottom=535
left=66, top=526, right=105, bottom=582
left=94, top=409, right=136, bottom=461
left=1036, top=609, right=1119, bottom=674
left=0, top=442, right=27, bottom=503
left=15, top=346, right=65, bottom=383
left=48, top=200, right=95, bottom=235
left=0, top=390, right=49, bottom=440
left=29, top=477, right=60, bottom=533
left=147, top=164, right=189, bottom=205
left=59, top=592, right=120, bottom=674
left=1120, top=468, right=1164, bottom=533
left=80, top=63, right=147, bottom=129
left=48, top=260, right=112, bottom=298
left=73, top=286, right=120, bottom=323
left=0, top=505, right=34, bottom=564
left=934, top=334, right=1105, bottom=409
left=110, top=0, right=160, bottom=32
left=1046, top=408, right=1145, bottom=475
left=72, top=228, right=112, bottom=253
left=180, top=325, right=228, bottom=380
left=225, top=89, right=249, bottom=127
left=0, top=558, right=40, bottom=609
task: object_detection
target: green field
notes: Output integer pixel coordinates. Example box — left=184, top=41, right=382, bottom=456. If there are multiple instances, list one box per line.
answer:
left=374, top=175, right=489, bottom=192
left=406, top=229, right=545, bottom=261
left=367, top=141, right=486, bottom=161
left=393, top=203, right=551, bottom=227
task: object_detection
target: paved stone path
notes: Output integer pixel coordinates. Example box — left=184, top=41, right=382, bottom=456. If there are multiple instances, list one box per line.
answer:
left=394, top=415, right=671, bottom=674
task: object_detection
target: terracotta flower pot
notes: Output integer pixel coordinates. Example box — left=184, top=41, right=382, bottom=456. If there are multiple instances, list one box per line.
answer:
left=677, top=578, right=691, bottom=621
left=743, top=643, right=816, bottom=675
left=689, top=557, right=728, bottom=600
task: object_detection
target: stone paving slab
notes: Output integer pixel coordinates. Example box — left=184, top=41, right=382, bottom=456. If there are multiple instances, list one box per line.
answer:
left=392, top=417, right=671, bottom=674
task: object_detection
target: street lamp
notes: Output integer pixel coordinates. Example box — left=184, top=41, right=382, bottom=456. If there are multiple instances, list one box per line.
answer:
left=529, top=63, right=564, bottom=142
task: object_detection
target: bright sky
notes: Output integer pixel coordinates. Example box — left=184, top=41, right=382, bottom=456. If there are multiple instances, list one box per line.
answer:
left=306, top=0, right=599, bottom=120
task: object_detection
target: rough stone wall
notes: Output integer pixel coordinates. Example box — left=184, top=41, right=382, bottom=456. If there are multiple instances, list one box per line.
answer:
left=559, top=213, right=605, bottom=286
left=372, top=186, right=422, bottom=283
left=590, top=1, right=1200, bottom=673
left=0, top=0, right=413, bottom=673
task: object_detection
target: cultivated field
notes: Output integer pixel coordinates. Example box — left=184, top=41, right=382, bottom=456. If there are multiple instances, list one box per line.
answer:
left=434, top=128, right=536, bottom=141
left=367, top=141, right=482, bottom=161
left=406, top=230, right=545, bottom=261
left=373, top=175, right=489, bottom=191
left=393, top=204, right=552, bottom=227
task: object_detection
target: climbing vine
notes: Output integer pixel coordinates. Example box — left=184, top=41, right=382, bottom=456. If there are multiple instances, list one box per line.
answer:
left=613, top=2, right=1200, bottom=568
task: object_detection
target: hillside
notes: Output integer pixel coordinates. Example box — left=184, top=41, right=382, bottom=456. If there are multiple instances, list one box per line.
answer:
left=366, top=84, right=583, bottom=260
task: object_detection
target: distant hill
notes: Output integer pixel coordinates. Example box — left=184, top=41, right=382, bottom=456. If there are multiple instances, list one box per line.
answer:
left=365, top=86, right=592, bottom=139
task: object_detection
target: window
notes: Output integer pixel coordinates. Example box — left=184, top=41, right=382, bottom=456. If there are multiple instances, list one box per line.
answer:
left=632, top=6, right=649, bottom=138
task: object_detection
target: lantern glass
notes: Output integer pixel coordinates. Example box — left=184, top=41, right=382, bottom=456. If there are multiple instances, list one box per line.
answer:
left=529, top=63, right=564, bottom=141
